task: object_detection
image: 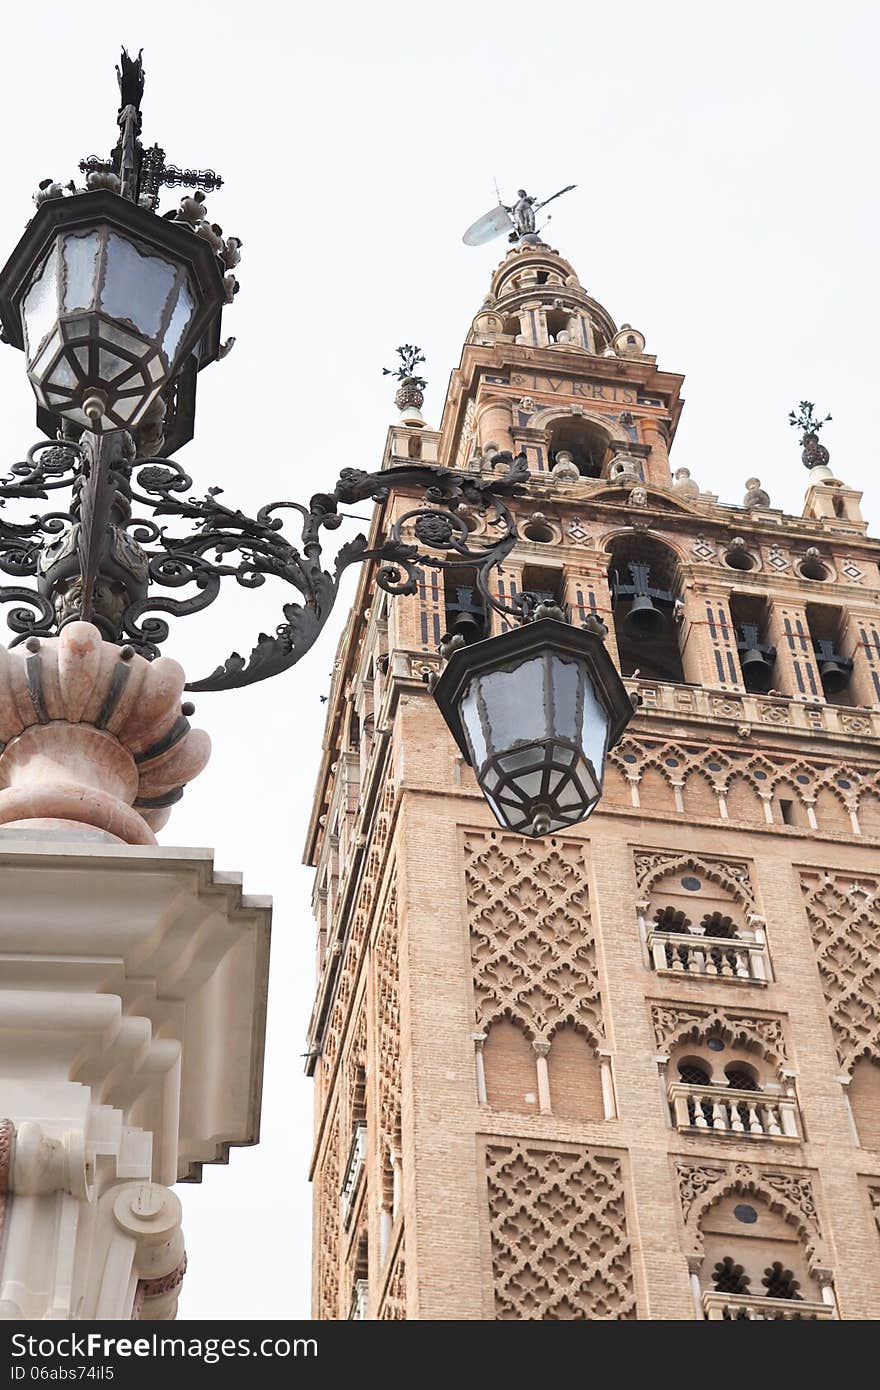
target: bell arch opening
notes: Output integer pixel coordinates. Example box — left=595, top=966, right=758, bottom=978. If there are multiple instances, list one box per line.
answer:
left=607, top=536, right=684, bottom=683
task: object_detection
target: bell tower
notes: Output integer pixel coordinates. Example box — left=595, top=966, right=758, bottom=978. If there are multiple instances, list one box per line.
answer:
left=306, top=232, right=880, bottom=1320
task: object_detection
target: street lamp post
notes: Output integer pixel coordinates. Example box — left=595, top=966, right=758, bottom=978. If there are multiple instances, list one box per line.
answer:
left=0, top=50, right=635, bottom=838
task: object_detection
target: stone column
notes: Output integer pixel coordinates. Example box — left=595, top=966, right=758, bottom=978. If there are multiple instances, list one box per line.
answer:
left=639, top=415, right=672, bottom=488
left=678, top=585, right=745, bottom=692
left=765, top=601, right=823, bottom=701
left=843, top=606, right=880, bottom=708
left=533, top=1042, right=552, bottom=1114
left=475, top=398, right=514, bottom=457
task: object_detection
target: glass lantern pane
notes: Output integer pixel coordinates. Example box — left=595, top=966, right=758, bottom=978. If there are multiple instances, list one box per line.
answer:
left=557, top=775, right=586, bottom=809
left=101, top=322, right=145, bottom=354
left=162, top=281, right=194, bottom=362
left=499, top=745, right=541, bottom=773
left=98, top=348, right=133, bottom=383
left=580, top=676, right=610, bottom=776
left=478, top=657, right=547, bottom=751
left=459, top=682, right=488, bottom=767
left=114, top=397, right=141, bottom=422
left=572, top=760, right=599, bottom=803
left=511, top=769, right=545, bottom=800
left=30, top=329, right=62, bottom=382
left=100, top=234, right=176, bottom=339
left=62, top=231, right=101, bottom=313
left=550, top=656, right=581, bottom=740
left=46, top=353, right=79, bottom=390
left=22, top=243, right=60, bottom=359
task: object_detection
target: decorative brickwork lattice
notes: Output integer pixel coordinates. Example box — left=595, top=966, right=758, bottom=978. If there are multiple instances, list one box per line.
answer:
left=322, top=768, right=397, bottom=1082
left=316, top=1108, right=341, bottom=1320
left=374, top=878, right=401, bottom=1152
left=465, top=831, right=604, bottom=1045
left=800, top=870, right=880, bottom=1071
left=485, top=1142, right=635, bottom=1319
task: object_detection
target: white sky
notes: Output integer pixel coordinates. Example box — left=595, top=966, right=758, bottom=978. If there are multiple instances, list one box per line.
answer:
left=1, top=1, right=879, bottom=1320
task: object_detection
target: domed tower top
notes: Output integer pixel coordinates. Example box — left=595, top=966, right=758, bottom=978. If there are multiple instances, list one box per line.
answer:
left=469, top=238, right=640, bottom=360
left=441, top=229, right=682, bottom=487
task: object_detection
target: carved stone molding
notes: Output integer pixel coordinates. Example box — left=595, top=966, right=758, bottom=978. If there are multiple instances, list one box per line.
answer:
left=634, top=849, right=754, bottom=905
left=379, top=1245, right=407, bottom=1320
left=650, top=1002, right=788, bottom=1068
left=674, top=1159, right=824, bottom=1265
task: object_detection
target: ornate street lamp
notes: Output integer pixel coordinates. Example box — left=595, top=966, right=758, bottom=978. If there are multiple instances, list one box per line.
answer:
left=0, top=51, right=634, bottom=836
left=0, top=190, right=224, bottom=434
left=433, top=614, right=633, bottom=837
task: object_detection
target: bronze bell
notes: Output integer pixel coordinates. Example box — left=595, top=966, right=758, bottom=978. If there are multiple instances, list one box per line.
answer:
left=623, top=593, right=665, bottom=640
left=818, top=655, right=850, bottom=694
left=448, top=610, right=483, bottom=642
left=739, top=645, right=775, bottom=692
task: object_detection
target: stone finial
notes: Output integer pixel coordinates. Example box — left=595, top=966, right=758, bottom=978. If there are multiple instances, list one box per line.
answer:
left=673, top=467, right=700, bottom=498
left=550, top=450, right=580, bottom=483
left=0, top=623, right=209, bottom=845
left=612, top=324, right=646, bottom=358
left=743, top=477, right=770, bottom=509
left=608, top=454, right=641, bottom=485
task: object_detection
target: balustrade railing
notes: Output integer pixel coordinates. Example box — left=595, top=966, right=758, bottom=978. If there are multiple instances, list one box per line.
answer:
left=648, top=929, right=767, bottom=983
left=702, top=1291, right=833, bottom=1320
left=668, top=1083, right=799, bottom=1139
left=624, top=676, right=878, bottom=742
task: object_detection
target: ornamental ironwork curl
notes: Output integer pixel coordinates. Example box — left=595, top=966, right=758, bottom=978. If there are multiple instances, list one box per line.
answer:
left=0, top=433, right=530, bottom=693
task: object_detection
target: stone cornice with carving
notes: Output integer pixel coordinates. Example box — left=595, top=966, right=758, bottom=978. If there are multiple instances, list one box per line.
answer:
left=674, top=1158, right=825, bottom=1267
left=650, top=1001, right=787, bottom=1067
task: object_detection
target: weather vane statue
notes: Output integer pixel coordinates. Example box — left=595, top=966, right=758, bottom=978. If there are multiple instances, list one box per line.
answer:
left=462, top=183, right=576, bottom=247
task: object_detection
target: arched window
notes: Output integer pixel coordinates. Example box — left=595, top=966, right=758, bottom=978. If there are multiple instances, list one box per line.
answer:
left=699, top=1194, right=822, bottom=1316
left=546, top=417, right=611, bottom=478
left=607, top=537, right=684, bottom=683
left=482, top=1018, right=537, bottom=1114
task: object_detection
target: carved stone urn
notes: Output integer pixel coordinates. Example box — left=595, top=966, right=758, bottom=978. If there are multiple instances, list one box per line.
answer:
left=0, top=621, right=209, bottom=844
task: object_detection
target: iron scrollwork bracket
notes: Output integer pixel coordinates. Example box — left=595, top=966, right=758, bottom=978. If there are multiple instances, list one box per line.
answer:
left=0, top=436, right=530, bottom=694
